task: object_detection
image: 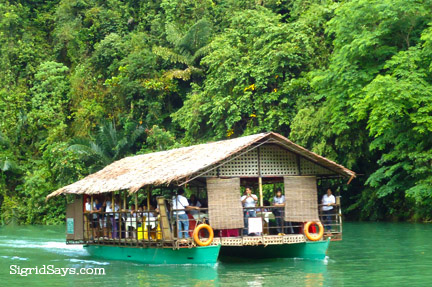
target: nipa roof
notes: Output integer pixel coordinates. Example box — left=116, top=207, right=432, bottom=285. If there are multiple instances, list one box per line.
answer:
left=46, top=132, right=355, bottom=198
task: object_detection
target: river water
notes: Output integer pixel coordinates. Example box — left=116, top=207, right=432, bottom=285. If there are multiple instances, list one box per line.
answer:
left=0, top=222, right=431, bottom=286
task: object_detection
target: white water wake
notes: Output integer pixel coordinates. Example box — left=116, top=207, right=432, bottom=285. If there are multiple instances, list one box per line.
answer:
left=0, top=239, right=88, bottom=256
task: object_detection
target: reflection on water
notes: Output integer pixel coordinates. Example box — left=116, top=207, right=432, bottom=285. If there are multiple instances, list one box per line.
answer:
left=1, top=223, right=432, bottom=286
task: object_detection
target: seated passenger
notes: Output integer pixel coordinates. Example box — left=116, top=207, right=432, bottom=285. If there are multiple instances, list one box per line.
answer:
left=188, top=194, right=202, bottom=216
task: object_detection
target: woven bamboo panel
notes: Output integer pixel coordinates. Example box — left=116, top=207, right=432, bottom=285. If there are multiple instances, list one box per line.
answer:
left=260, top=145, right=298, bottom=176
left=284, top=176, right=319, bottom=222
left=300, top=157, right=335, bottom=175
left=207, top=178, right=244, bottom=229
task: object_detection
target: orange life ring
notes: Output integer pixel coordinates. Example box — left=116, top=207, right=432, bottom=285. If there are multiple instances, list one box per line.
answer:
left=193, top=224, right=214, bottom=246
left=304, top=221, right=324, bottom=241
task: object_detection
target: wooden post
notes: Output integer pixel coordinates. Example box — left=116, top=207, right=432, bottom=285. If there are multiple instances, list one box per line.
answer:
left=90, top=195, right=94, bottom=240
left=123, top=190, right=126, bottom=210
left=111, top=192, right=114, bottom=240
left=119, top=191, right=123, bottom=241
left=134, top=191, right=139, bottom=243
left=258, top=177, right=263, bottom=207
left=111, top=192, right=114, bottom=210
left=147, top=187, right=151, bottom=241
left=257, top=147, right=264, bottom=206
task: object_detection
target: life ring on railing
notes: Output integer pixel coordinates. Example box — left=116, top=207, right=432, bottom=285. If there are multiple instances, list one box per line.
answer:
left=193, top=224, right=214, bottom=246
left=304, top=221, right=324, bottom=241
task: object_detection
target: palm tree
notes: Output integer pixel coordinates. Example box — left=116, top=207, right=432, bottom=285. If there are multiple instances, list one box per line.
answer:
left=68, top=121, right=145, bottom=172
left=152, top=18, right=212, bottom=81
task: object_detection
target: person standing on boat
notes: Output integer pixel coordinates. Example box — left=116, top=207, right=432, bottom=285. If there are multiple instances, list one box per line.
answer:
left=273, top=188, right=285, bottom=234
left=172, top=188, right=199, bottom=239
left=92, top=198, right=102, bottom=239
left=241, top=187, right=258, bottom=235
left=272, top=188, right=295, bottom=235
left=102, top=196, right=111, bottom=238
left=322, top=188, right=336, bottom=232
left=113, top=198, right=120, bottom=239
left=103, top=196, right=120, bottom=239
left=85, top=197, right=92, bottom=238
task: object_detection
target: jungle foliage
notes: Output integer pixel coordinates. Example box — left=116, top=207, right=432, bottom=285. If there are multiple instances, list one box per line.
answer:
left=1, top=0, right=431, bottom=224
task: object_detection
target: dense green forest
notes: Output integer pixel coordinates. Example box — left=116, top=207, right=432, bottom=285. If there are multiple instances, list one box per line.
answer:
left=1, top=0, right=431, bottom=224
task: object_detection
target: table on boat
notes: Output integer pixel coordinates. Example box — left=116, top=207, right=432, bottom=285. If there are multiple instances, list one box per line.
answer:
left=257, top=211, right=275, bottom=223
left=192, top=212, right=209, bottom=222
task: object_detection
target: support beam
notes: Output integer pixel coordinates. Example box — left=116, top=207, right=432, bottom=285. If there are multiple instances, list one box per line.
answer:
left=257, top=147, right=263, bottom=206
left=111, top=192, right=114, bottom=210
left=258, top=177, right=263, bottom=207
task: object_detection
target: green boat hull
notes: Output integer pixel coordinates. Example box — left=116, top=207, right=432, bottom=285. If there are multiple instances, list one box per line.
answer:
left=219, top=239, right=330, bottom=261
left=84, top=244, right=221, bottom=265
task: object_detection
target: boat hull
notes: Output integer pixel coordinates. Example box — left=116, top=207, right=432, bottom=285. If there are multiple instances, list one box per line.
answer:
left=84, top=244, right=221, bottom=265
left=219, top=239, right=330, bottom=261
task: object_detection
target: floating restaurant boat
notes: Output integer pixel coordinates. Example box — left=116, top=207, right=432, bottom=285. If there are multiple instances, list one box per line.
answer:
left=47, top=132, right=355, bottom=264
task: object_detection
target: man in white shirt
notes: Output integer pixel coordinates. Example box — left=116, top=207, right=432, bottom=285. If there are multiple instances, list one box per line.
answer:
left=172, top=189, right=199, bottom=239
left=321, top=189, right=336, bottom=231
left=103, top=196, right=119, bottom=239
left=241, top=187, right=258, bottom=235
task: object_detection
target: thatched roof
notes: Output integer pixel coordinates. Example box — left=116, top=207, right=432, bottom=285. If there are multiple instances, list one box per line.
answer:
left=47, top=132, right=355, bottom=198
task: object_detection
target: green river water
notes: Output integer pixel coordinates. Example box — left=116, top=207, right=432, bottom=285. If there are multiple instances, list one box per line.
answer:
left=0, top=222, right=431, bottom=286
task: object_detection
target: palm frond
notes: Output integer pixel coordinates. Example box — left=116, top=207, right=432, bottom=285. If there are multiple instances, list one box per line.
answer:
left=67, top=143, right=98, bottom=157
left=129, top=125, right=145, bottom=144
left=152, top=46, right=190, bottom=65
left=163, top=67, right=203, bottom=81
left=178, top=18, right=212, bottom=54
left=165, top=22, right=183, bottom=46
left=89, top=142, right=112, bottom=166
left=193, top=44, right=211, bottom=62
left=97, top=122, right=117, bottom=157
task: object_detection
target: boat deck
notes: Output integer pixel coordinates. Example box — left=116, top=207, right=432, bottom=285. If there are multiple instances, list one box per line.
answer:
left=71, top=233, right=343, bottom=247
